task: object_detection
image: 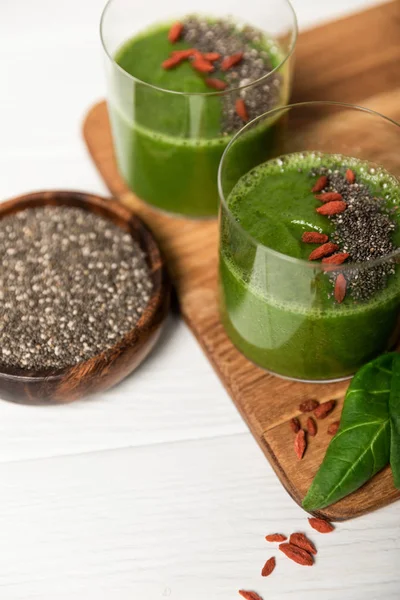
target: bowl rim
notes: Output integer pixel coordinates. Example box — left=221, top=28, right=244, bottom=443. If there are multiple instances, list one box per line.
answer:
left=0, top=190, right=169, bottom=382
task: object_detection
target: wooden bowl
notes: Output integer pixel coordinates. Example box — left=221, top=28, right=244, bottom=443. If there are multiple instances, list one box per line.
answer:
left=0, top=191, right=170, bottom=404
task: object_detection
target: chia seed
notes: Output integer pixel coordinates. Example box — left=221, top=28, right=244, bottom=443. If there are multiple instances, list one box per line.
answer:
left=182, top=16, right=282, bottom=134
left=311, top=166, right=397, bottom=300
left=0, top=206, right=153, bottom=371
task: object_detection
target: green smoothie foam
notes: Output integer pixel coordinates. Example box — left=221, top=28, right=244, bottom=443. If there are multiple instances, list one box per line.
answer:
left=108, top=19, right=289, bottom=217
left=219, top=152, right=400, bottom=380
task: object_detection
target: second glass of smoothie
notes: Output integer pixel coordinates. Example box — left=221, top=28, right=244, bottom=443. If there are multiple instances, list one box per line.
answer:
left=218, top=102, right=400, bottom=381
left=100, top=0, right=297, bottom=218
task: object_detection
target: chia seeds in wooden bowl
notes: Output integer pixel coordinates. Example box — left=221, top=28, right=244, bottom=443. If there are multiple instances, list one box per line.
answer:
left=0, top=191, right=169, bottom=404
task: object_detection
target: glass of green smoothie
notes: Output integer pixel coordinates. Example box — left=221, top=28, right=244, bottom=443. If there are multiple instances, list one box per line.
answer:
left=100, top=0, right=297, bottom=218
left=218, top=102, right=400, bottom=381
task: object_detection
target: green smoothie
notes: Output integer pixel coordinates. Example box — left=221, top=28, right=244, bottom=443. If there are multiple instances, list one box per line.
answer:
left=219, top=152, right=400, bottom=381
left=108, top=18, right=290, bottom=217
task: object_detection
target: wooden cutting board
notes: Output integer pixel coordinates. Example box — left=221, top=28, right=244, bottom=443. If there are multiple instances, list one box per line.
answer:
left=82, top=1, right=400, bottom=520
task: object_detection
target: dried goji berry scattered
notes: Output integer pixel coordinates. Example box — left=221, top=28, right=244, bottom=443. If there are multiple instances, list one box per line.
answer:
left=238, top=591, right=264, bottom=600
left=289, top=417, right=300, bottom=434
left=316, top=201, right=347, bottom=216
left=221, top=52, right=244, bottom=70
left=307, top=417, right=317, bottom=437
left=346, top=169, right=356, bottom=183
left=168, top=21, right=184, bottom=43
left=328, top=421, right=340, bottom=435
left=279, top=542, right=314, bottom=566
left=171, top=48, right=196, bottom=59
left=302, top=232, right=329, bottom=244
left=289, top=532, right=317, bottom=555
left=311, top=175, right=328, bottom=193
left=309, top=242, right=339, bottom=261
left=294, top=429, right=306, bottom=460
left=261, top=556, right=276, bottom=577
left=314, top=400, right=336, bottom=419
left=308, top=517, right=335, bottom=533
left=205, top=78, right=228, bottom=90
left=235, top=98, right=248, bottom=121
left=191, top=57, right=214, bottom=73
left=265, top=533, right=287, bottom=542
left=334, top=273, right=347, bottom=303
left=322, top=253, right=350, bottom=265
left=202, top=52, right=221, bottom=61
left=299, top=399, right=319, bottom=412
left=162, top=55, right=183, bottom=69
left=315, top=192, right=343, bottom=203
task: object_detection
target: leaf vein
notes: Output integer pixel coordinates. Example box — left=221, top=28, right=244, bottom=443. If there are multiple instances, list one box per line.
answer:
left=333, top=421, right=383, bottom=441
left=322, top=421, right=389, bottom=504
left=377, top=365, right=393, bottom=375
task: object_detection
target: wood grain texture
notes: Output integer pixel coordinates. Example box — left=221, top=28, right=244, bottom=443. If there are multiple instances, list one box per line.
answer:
left=82, top=1, right=400, bottom=519
left=0, top=191, right=170, bottom=404
left=292, top=0, right=400, bottom=105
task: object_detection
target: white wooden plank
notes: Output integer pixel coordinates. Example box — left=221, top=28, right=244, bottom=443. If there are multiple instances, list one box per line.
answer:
left=0, top=435, right=398, bottom=600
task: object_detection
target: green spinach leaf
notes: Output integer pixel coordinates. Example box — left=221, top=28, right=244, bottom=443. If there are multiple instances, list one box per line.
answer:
left=303, top=353, right=395, bottom=511
left=389, top=353, right=400, bottom=489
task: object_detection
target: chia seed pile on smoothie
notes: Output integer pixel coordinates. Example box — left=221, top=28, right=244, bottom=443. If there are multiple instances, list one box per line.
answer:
left=173, top=17, right=282, bottom=133
left=0, top=206, right=153, bottom=371
left=305, top=165, right=397, bottom=301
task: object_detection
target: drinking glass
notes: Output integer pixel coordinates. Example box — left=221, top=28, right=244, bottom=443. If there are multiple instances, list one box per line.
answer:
left=100, top=0, right=297, bottom=218
left=218, top=102, right=400, bottom=381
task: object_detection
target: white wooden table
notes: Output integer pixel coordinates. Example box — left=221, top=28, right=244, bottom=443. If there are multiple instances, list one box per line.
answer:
left=0, top=1, right=397, bottom=598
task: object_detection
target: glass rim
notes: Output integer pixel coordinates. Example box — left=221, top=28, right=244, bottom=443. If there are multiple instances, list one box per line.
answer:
left=99, top=0, right=298, bottom=97
left=218, top=100, right=400, bottom=272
